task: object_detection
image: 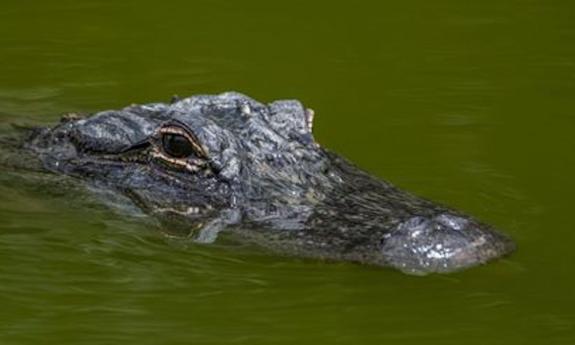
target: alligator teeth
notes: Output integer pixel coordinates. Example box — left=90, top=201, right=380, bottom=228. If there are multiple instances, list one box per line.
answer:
left=186, top=206, right=200, bottom=214
left=154, top=206, right=203, bottom=216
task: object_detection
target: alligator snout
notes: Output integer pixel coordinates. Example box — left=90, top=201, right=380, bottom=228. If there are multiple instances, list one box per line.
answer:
left=380, top=214, right=514, bottom=274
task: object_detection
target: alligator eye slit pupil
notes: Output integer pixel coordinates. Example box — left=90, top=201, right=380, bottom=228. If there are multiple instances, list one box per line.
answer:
left=162, top=133, right=195, bottom=159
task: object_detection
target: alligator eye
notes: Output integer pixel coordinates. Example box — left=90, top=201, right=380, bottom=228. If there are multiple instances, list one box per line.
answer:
left=161, top=133, right=196, bottom=158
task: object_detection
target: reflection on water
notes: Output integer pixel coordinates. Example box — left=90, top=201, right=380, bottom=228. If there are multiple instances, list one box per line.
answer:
left=1, top=0, right=575, bottom=344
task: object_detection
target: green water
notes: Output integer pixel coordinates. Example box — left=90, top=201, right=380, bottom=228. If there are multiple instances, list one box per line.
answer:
left=1, top=1, right=574, bottom=344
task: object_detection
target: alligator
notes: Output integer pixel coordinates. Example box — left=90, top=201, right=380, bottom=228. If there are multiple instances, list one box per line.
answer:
left=13, top=92, right=513, bottom=274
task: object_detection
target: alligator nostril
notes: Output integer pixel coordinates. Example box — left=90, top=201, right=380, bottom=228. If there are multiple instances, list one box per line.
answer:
left=435, top=214, right=468, bottom=231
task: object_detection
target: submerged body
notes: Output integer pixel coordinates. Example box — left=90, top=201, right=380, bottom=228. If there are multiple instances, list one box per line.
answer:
left=20, top=92, right=513, bottom=274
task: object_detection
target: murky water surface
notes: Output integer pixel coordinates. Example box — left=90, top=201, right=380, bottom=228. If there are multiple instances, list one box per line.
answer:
left=1, top=1, right=574, bottom=344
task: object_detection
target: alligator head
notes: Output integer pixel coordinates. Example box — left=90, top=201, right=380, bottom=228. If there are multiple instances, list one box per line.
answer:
left=23, top=92, right=514, bottom=274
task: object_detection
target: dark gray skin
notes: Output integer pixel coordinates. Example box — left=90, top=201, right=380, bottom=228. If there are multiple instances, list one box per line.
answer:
left=21, top=92, right=514, bottom=274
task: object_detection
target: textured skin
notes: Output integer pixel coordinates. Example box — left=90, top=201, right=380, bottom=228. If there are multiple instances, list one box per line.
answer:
left=23, top=92, right=514, bottom=274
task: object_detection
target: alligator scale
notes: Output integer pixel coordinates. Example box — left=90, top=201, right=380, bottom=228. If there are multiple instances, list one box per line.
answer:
left=19, top=92, right=513, bottom=274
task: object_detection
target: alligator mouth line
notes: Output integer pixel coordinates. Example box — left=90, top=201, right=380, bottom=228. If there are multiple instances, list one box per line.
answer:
left=121, top=186, right=214, bottom=217
left=153, top=205, right=212, bottom=217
